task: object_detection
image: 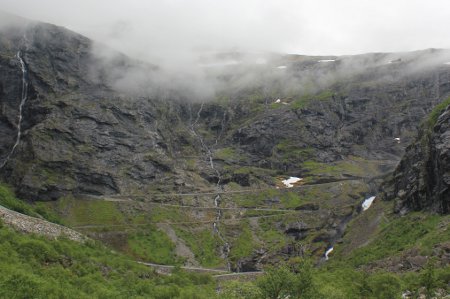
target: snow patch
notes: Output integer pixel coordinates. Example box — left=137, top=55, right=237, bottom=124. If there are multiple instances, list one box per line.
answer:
left=394, top=137, right=400, bottom=143
left=276, top=65, right=287, bottom=69
left=388, top=58, right=402, bottom=64
left=318, top=59, right=335, bottom=63
left=444, top=62, right=450, bottom=65
left=281, top=177, right=303, bottom=188
left=362, top=196, right=376, bottom=211
left=275, top=99, right=281, bottom=103
left=325, top=247, right=333, bottom=260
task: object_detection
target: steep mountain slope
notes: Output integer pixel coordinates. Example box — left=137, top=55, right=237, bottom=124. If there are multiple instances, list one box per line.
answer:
left=383, top=100, right=450, bottom=214
left=2, top=17, right=450, bottom=200
left=0, top=17, right=189, bottom=200
left=1, top=14, right=450, bottom=272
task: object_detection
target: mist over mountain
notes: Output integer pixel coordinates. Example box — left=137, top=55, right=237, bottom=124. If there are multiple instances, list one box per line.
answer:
left=0, top=7, right=449, bottom=298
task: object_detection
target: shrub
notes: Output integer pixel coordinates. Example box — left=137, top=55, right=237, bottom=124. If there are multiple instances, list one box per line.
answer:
left=257, top=265, right=296, bottom=299
left=369, top=273, right=402, bottom=299
left=221, top=281, right=261, bottom=299
left=17, top=239, right=59, bottom=263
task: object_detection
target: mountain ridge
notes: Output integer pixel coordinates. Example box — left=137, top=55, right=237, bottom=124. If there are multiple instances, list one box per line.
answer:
left=0, top=15, right=449, bottom=281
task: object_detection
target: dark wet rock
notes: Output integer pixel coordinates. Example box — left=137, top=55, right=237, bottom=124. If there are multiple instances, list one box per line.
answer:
left=284, top=221, right=310, bottom=240
left=265, top=196, right=281, bottom=205
left=231, top=173, right=250, bottom=186
left=235, top=249, right=267, bottom=272
left=280, top=242, right=305, bottom=256
left=312, top=229, right=338, bottom=243
left=294, top=203, right=320, bottom=211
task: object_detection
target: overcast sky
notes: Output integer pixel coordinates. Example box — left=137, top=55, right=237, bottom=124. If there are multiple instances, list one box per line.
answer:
left=1, top=0, right=450, bottom=64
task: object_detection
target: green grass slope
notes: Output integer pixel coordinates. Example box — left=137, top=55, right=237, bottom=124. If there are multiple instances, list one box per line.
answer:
left=0, top=184, right=216, bottom=299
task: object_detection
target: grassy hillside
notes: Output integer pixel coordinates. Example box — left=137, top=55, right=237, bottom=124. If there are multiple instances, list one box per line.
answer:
left=219, top=201, right=450, bottom=298
left=1, top=182, right=449, bottom=298
left=0, top=185, right=216, bottom=298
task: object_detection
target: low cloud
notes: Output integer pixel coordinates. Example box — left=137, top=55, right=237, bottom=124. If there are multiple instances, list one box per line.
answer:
left=1, top=1, right=450, bottom=100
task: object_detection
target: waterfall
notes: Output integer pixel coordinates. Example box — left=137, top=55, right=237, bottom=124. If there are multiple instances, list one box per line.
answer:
left=0, top=51, right=28, bottom=169
left=325, top=247, right=334, bottom=261
left=190, top=103, right=231, bottom=271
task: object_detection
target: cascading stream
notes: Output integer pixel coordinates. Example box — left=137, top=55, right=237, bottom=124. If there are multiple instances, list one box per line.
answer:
left=0, top=51, right=28, bottom=169
left=189, top=103, right=231, bottom=271
left=214, top=110, right=227, bottom=146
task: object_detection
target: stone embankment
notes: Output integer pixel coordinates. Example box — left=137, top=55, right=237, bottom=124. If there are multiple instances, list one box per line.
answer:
left=0, top=204, right=86, bottom=242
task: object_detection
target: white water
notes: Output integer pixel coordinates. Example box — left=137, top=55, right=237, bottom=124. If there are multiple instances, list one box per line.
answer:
left=190, top=104, right=231, bottom=271
left=325, top=247, right=333, bottom=260
left=0, top=51, right=28, bottom=169
left=214, top=194, right=220, bottom=207
left=281, top=176, right=303, bottom=188
left=362, top=196, right=376, bottom=211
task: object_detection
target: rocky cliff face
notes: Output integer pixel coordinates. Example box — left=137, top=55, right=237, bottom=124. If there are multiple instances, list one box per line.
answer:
left=0, top=19, right=194, bottom=200
left=1, top=16, right=450, bottom=203
left=382, top=102, right=450, bottom=214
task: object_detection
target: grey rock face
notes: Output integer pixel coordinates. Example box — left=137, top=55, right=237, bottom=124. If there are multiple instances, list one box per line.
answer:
left=1, top=16, right=450, bottom=203
left=0, top=21, right=190, bottom=200
left=382, top=104, right=450, bottom=214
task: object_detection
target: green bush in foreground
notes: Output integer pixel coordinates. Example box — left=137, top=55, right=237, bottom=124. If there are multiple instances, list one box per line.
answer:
left=0, top=225, right=216, bottom=298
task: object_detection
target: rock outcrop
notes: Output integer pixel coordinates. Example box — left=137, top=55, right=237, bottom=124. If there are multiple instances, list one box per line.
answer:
left=0, top=18, right=192, bottom=200
left=382, top=103, right=450, bottom=214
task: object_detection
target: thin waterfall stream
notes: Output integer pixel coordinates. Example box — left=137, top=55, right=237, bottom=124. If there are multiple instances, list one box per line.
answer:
left=0, top=51, right=28, bottom=169
left=189, top=103, right=231, bottom=271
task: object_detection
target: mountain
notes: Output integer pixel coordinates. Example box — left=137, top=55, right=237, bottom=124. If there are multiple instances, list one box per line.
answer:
left=1, top=16, right=450, bottom=202
left=0, top=13, right=449, bottom=295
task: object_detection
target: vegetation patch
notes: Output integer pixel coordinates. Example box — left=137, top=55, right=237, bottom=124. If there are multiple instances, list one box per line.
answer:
left=425, top=96, right=450, bottom=128
left=273, top=141, right=314, bottom=163
left=149, top=206, right=190, bottom=223
left=174, top=227, right=224, bottom=268
left=0, top=183, right=61, bottom=224
left=127, top=227, right=182, bottom=265
left=344, top=212, right=450, bottom=267
left=229, top=222, right=258, bottom=262
left=0, top=224, right=215, bottom=298
left=55, top=198, right=125, bottom=227
left=214, top=147, right=240, bottom=161
left=290, top=90, right=335, bottom=110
